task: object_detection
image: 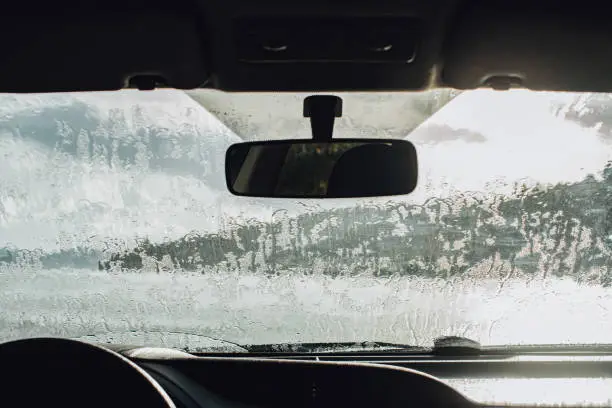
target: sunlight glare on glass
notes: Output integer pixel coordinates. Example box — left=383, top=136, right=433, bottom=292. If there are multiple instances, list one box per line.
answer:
left=447, top=378, right=612, bottom=406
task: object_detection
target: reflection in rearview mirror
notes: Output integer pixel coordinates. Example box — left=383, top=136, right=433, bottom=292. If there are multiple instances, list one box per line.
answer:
left=225, top=139, right=418, bottom=198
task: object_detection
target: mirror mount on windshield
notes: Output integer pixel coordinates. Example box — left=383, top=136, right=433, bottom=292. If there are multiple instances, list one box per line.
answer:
left=303, top=95, right=343, bottom=141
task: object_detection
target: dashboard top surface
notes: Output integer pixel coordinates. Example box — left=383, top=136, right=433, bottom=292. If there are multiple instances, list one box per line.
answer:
left=2, top=338, right=609, bottom=408
left=122, top=346, right=612, bottom=408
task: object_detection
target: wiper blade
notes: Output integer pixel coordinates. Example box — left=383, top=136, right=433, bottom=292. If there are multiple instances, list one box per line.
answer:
left=244, top=341, right=430, bottom=353
left=73, top=330, right=250, bottom=353
left=244, top=336, right=482, bottom=354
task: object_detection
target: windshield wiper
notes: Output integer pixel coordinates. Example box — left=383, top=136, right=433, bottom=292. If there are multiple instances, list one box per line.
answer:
left=244, top=341, right=430, bottom=353
left=73, top=330, right=250, bottom=353
left=242, top=336, right=482, bottom=354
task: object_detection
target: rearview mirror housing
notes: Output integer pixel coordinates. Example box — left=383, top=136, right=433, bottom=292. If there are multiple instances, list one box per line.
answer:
left=225, top=139, right=418, bottom=198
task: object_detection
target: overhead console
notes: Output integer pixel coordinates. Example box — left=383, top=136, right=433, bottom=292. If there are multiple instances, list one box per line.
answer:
left=200, top=0, right=454, bottom=92
left=207, top=14, right=434, bottom=91
left=208, top=12, right=438, bottom=91
left=234, top=16, right=419, bottom=63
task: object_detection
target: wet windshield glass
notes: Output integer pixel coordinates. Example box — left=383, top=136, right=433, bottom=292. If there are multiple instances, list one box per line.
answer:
left=1, top=89, right=611, bottom=351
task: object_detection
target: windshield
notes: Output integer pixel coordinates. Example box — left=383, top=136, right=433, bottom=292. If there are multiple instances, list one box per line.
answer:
left=1, top=88, right=611, bottom=351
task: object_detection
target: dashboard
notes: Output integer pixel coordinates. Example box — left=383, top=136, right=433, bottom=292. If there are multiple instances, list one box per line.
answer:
left=139, top=353, right=470, bottom=408
left=137, top=352, right=612, bottom=408
left=1, top=338, right=610, bottom=408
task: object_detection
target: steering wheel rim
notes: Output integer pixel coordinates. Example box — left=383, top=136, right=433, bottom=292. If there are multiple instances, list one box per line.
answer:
left=0, top=337, right=176, bottom=408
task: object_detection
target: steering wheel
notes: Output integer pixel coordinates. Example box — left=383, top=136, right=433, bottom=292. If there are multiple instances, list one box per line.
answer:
left=0, top=337, right=175, bottom=408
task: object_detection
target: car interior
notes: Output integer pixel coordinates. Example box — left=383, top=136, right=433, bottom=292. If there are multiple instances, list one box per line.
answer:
left=2, top=0, right=612, bottom=407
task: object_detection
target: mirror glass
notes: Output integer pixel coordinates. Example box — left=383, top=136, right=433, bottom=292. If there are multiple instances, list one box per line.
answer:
left=226, top=139, right=418, bottom=198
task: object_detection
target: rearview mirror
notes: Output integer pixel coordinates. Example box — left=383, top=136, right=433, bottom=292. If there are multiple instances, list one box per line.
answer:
left=225, top=139, right=418, bottom=198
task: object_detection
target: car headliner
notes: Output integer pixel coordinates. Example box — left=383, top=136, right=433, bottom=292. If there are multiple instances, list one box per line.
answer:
left=0, top=0, right=609, bottom=94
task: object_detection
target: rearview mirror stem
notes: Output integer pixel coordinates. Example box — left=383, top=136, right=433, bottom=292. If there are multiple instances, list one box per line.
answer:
left=303, top=95, right=343, bottom=141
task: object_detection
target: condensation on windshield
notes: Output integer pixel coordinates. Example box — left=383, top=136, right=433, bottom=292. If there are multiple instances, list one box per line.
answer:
left=1, top=89, right=612, bottom=351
